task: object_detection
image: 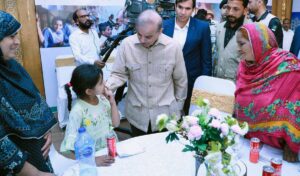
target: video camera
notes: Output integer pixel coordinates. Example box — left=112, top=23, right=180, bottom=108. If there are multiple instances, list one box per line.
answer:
left=125, top=0, right=176, bottom=25
left=101, top=0, right=176, bottom=60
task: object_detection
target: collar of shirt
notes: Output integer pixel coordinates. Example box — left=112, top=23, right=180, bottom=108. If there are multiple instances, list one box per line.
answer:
left=133, top=33, right=169, bottom=47
left=75, top=28, right=93, bottom=35
left=224, top=17, right=245, bottom=31
left=175, top=18, right=190, bottom=31
left=173, top=18, right=190, bottom=49
left=252, top=10, right=269, bottom=22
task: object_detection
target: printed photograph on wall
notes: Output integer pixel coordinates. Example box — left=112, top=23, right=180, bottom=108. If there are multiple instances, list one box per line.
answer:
left=34, top=0, right=125, bottom=108
left=36, top=4, right=126, bottom=48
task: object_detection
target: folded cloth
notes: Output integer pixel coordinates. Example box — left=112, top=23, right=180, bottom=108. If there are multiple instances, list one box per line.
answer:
left=117, top=140, right=145, bottom=158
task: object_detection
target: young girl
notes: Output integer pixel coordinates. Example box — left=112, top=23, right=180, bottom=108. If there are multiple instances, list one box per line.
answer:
left=60, top=64, right=120, bottom=166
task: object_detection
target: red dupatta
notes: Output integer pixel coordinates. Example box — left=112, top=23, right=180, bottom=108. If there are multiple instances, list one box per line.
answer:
left=235, top=23, right=300, bottom=153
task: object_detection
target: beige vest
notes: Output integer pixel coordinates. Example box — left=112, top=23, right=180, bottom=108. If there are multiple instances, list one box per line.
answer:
left=215, top=18, right=251, bottom=81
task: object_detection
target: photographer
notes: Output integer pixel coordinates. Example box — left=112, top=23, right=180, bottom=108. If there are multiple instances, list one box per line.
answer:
left=69, top=8, right=105, bottom=68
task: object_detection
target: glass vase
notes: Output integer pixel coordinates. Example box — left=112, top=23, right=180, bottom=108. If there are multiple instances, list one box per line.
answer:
left=194, top=154, right=205, bottom=176
left=203, top=152, right=223, bottom=176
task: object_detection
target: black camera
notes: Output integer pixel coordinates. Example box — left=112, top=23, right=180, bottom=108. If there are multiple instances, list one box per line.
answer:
left=125, top=0, right=176, bottom=25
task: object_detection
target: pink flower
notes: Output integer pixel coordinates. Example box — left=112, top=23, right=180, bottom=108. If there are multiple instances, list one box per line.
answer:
left=220, top=123, right=229, bottom=136
left=210, top=119, right=221, bottom=129
left=187, top=125, right=203, bottom=141
left=208, top=108, right=221, bottom=119
left=231, top=124, right=243, bottom=135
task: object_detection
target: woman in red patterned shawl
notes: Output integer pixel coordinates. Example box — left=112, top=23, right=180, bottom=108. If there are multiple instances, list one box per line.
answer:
left=235, top=23, right=300, bottom=162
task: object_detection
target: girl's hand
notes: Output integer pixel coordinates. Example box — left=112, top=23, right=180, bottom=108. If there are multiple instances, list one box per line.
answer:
left=104, top=88, right=115, bottom=104
left=95, top=155, right=115, bottom=166
left=41, top=132, right=52, bottom=159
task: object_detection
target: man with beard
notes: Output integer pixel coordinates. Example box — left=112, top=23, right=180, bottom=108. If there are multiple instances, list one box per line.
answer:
left=248, top=0, right=283, bottom=48
left=69, top=9, right=105, bottom=67
left=163, top=0, right=212, bottom=115
left=214, top=0, right=250, bottom=81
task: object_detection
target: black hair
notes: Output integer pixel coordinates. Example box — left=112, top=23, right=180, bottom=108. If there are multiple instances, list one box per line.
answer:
left=194, top=9, right=207, bottom=21
left=65, top=64, right=103, bottom=111
left=176, top=0, right=196, bottom=8
left=99, top=22, right=111, bottom=33
left=72, top=8, right=87, bottom=23
left=263, top=0, right=268, bottom=5
left=219, top=0, right=228, bottom=9
left=228, top=0, right=248, bottom=8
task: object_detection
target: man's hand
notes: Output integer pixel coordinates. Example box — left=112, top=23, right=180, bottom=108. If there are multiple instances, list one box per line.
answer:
left=94, top=60, right=105, bottom=69
left=95, top=155, right=115, bottom=166
left=41, top=132, right=52, bottom=159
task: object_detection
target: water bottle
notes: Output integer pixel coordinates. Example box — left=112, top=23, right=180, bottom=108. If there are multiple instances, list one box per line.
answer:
left=74, top=127, right=97, bottom=176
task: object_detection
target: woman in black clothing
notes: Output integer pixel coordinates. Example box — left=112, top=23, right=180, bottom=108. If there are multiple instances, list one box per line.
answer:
left=0, top=11, right=56, bottom=176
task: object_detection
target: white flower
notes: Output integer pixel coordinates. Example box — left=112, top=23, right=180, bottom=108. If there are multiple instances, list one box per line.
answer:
left=156, top=114, right=170, bottom=131
left=166, top=120, right=179, bottom=132
left=203, top=98, right=210, bottom=106
left=184, top=116, right=199, bottom=126
left=191, top=109, right=203, bottom=116
left=156, top=114, right=169, bottom=125
left=240, top=122, right=249, bottom=136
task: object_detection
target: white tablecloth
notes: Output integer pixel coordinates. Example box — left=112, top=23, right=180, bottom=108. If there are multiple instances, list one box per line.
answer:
left=62, top=132, right=299, bottom=176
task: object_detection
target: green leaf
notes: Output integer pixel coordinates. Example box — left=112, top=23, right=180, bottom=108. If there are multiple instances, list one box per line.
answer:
left=166, top=132, right=179, bottom=143
left=182, top=145, right=195, bottom=152
left=198, top=144, right=207, bottom=151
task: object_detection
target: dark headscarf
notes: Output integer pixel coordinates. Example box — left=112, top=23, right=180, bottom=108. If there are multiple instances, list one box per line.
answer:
left=0, top=10, right=21, bottom=41
left=0, top=10, right=21, bottom=62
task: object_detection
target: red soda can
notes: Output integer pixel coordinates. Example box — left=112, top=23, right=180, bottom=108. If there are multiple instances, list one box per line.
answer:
left=262, top=165, right=275, bottom=176
left=271, top=158, right=282, bottom=176
left=106, top=133, right=117, bottom=158
left=250, top=137, right=260, bottom=163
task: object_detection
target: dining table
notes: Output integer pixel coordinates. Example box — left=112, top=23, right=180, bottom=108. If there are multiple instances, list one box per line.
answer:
left=62, top=132, right=299, bottom=176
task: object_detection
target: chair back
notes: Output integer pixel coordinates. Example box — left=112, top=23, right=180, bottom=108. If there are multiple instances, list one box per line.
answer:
left=55, top=55, right=76, bottom=128
left=189, top=76, right=236, bottom=115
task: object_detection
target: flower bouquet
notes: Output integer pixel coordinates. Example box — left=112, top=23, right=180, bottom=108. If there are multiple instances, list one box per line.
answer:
left=156, top=98, right=248, bottom=176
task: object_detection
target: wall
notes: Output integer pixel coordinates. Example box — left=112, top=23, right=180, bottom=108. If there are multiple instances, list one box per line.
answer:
left=0, top=0, right=45, bottom=95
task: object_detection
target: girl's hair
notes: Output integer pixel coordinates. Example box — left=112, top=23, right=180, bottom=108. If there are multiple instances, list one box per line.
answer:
left=239, top=27, right=250, bottom=41
left=65, top=64, right=103, bottom=111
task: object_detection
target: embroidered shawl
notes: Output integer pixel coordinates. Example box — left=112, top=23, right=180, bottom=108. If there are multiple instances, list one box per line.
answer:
left=235, top=23, right=300, bottom=153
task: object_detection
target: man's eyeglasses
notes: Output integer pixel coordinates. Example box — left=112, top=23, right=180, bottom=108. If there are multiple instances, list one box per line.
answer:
left=78, top=14, right=90, bottom=19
